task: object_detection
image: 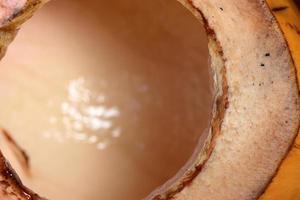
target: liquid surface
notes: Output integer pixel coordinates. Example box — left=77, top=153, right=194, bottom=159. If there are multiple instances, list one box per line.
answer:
left=0, top=0, right=211, bottom=199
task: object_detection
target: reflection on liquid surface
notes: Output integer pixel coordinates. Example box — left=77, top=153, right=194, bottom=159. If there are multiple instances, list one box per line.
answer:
left=44, top=77, right=122, bottom=150
left=0, top=0, right=211, bottom=199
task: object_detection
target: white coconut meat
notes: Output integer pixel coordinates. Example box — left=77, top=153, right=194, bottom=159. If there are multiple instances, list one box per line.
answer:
left=150, top=0, right=300, bottom=199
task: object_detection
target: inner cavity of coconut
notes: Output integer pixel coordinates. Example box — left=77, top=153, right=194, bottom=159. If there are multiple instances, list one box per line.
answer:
left=0, top=0, right=211, bottom=199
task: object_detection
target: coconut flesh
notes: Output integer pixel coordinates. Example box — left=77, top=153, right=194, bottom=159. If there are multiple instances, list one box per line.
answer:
left=0, top=0, right=212, bottom=199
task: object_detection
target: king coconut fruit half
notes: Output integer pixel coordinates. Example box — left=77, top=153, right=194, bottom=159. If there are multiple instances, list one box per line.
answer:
left=0, top=0, right=299, bottom=199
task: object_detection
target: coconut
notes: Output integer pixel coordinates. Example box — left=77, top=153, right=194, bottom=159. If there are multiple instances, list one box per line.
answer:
left=0, top=0, right=299, bottom=200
